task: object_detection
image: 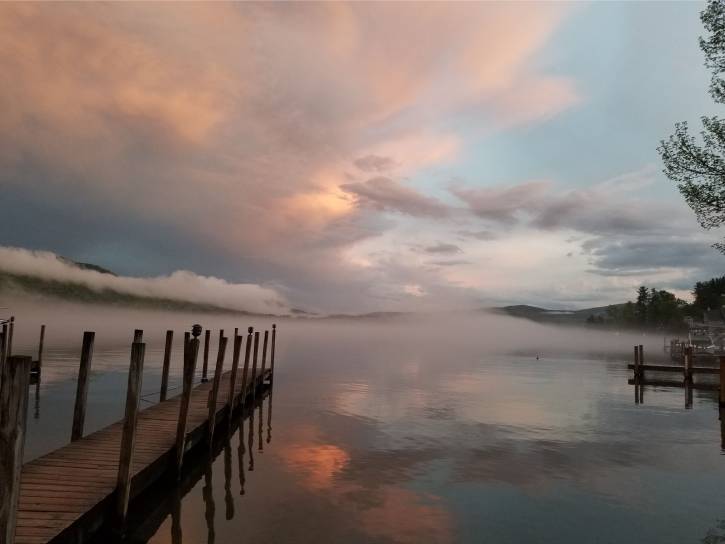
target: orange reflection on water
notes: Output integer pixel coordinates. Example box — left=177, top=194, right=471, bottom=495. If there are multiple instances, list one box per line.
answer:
left=279, top=443, right=350, bottom=490
left=278, top=436, right=453, bottom=543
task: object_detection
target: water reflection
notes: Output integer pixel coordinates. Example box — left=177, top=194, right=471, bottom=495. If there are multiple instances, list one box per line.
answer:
left=17, top=315, right=725, bottom=544
left=248, top=402, right=255, bottom=472
left=112, top=386, right=272, bottom=544
left=202, top=458, right=215, bottom=544
left=34, top=378, right=41, bottom=419
left=267, top=390, right=273, bottom=445
left=258, top=401, right=263, bottom=453
left=170, top=487, right=182, bottom=544
left=238, top=418, right=246, bottom=496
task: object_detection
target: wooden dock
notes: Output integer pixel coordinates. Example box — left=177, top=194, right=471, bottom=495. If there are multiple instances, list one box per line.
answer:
left=626, top=363, right=720, bottom=375
left=627, top=343, right=725, bottom=405
left=0, top=323, right=277, bottom=544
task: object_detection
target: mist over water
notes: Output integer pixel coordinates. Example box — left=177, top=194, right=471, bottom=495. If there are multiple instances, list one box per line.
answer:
left=8, top=298, right=725, bottom=544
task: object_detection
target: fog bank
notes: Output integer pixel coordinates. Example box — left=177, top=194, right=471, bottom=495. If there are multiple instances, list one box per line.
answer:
left=0, top=246, right=290, bottom=315
left=5, top=297, right=661, bottom=367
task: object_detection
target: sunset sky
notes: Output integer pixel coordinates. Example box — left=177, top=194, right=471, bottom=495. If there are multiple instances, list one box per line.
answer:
left=1, top=2, right=723, bottom=314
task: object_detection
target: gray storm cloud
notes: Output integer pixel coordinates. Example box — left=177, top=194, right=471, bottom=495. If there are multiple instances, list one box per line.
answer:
left=340, top=177, right=450, bottom=218
left=0, top=246, right=290, bottom=315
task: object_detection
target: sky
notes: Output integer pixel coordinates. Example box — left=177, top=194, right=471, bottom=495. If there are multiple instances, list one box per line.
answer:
left=0, top=1, right=724, bottom=314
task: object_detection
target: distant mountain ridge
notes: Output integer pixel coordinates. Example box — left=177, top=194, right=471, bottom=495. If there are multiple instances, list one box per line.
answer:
left=490, top=304, right=623, bottom=325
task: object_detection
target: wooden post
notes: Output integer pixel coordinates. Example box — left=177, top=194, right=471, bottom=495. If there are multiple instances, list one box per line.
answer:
left=36, top=324, right=45, bottom=375
left=238, top=328, right=253, bottom=409
left=684, top=346, right=693, bottom=384
left=720, top=356, right=725, bottom=406
left=250, top=332, right=260, bottom=402
left=174, top=336, right=199, bottom=475
left=638, top=344, right=644, bottom=381
left=115, top=341, right=145, bottom=528
left=270, top=324, right=276, bottom=383
left=71, top=331, right=95, bottom=442
left=227, top=335, right=242, bottom=414
left=7, top=316, right=14, bottom=357
left=202, top=330, right=210, bottom=383
left=207, top=335, right=228, bottom=442
left=633, top=345, right=640, bottom=382
left=133, top=329, right=143, bottom=343
left=160, top=330, right=174, bottom=402
left=261, top=330, right=269, bottom=383
left=0, top=324, right=7, bottom=382
left=0, top=355, right=32, bottom=544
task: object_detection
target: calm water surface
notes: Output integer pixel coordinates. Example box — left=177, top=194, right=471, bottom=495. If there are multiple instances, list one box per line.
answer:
left=12, top=315, right=725, bottom=544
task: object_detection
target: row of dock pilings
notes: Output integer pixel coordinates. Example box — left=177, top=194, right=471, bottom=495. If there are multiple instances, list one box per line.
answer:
left=0, top=320, right=277, bottom=544
left=631, top=343, right=725, bottom=406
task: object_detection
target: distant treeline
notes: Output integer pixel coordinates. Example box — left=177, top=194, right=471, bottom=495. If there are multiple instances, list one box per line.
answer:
left=586, top=276, right=725, bottom=331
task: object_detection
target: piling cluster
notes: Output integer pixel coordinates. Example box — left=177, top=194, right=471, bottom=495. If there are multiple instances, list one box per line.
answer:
left=629, top=343, right=725, bottom=406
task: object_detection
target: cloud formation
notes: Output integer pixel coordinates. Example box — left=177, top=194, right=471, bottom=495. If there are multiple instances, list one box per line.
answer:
left=353, top=155, right=398, bottom=174
left=5, top=3, right=713, bottom=311
left=423, top=243, right=463, bottom=254
left=340, top=177, right=450, bottom=218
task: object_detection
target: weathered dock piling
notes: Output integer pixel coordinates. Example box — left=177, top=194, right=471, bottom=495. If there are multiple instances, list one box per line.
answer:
left=115, top=341, right=145, bottom=528
left=71, top=331, right=95, bottom=442
left=0, top=319, right=277, bottom=544
left=202, top=329, right=210, bottom=383
left=251, top=332, right=260, bottom=402
left=159, top=330, right=173, bottom=402
left=0, top=356, right=32, bottom=544
left=720, top=356, right=725, bottom=406
left=0, top=323, right=8, bottom=381
left=684, top=346, right=693, bottom=384
left=634, top=345, right=640, bottom=382
left=176, top=326, right=201, bottom=475
left=36, top=325, right=45, bottom=377
left=239, top=328, right=253, bottom=411
left=227, top=335, right=242, bottom=414
left=271, top=324, right=276, bottom=384
left=207, top=335, right=228, bottom=442
left=7, top=316, right=15, bottom=357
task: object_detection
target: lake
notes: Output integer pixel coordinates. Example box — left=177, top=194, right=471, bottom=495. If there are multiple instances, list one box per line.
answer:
left=8, top=305, right=725, bottom=544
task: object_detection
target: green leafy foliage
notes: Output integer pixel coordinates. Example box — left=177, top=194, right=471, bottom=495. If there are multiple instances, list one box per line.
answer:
left=658, top=0, right=725, bottom=252
left=692, top=275, right=725, bottom=314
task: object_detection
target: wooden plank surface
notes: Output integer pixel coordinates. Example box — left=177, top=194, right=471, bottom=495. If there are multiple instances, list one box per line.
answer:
left=14, top=367, right=271, bottom=544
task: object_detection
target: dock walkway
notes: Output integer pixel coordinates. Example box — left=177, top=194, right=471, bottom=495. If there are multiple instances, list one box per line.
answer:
left=14, top=367, right=271, bottom=544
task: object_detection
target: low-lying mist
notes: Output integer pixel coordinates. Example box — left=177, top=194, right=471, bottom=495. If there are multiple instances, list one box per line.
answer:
left=5, top=295, right=659, bottom=367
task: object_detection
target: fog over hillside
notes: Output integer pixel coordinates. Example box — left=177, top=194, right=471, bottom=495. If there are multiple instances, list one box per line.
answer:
left=0, top=246, right=290, bottom=315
